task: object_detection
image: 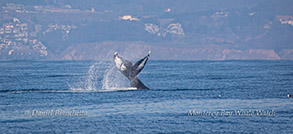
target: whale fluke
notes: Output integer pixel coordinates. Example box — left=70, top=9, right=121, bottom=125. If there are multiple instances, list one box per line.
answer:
left=114, top=51, right=150, bottom=89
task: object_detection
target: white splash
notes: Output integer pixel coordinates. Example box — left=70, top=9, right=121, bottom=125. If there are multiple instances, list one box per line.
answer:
left=101, top=65, right=129, bottom=90
left=85, top=62, right=99, bottom=90
left=69, top=61, right=132, bottom=92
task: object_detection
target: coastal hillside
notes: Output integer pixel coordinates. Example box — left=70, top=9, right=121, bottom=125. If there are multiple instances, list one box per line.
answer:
left=0, top=0, right=293, bottom=60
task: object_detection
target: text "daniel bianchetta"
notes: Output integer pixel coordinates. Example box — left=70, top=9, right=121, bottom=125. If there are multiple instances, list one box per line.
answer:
left=24, top=109, right=88, bottom=117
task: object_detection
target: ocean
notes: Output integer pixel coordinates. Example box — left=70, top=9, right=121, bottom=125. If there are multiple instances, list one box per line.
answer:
left=0, top=60, right=292, bottom=133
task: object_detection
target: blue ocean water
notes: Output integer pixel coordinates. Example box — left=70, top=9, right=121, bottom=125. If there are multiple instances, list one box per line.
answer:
left=0, top=60, right=292, bottom=133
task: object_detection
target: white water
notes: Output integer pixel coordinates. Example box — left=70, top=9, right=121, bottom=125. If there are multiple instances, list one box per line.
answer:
left=69, top=61, right=133, bottom=92
left=85, top=62, right=99, bottom=90
left=101, top=65, right=129, bottom=90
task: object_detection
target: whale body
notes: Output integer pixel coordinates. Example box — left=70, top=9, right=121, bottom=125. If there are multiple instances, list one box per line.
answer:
left=113, top=51, right=151, bottom=89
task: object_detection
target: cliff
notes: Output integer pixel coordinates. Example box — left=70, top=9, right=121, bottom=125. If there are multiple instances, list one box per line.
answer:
left=59, top=42, right=284, bottom=60
left=1, top=1, right=293, bottom=60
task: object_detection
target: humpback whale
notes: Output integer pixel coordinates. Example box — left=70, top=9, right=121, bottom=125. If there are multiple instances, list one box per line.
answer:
left=113, top=51, right=151, bottom=89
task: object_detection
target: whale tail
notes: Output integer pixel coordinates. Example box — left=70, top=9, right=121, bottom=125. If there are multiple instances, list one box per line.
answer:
left=130, top=77, right=149, bottom=89
left=114, top=51, right=150, bottom=89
